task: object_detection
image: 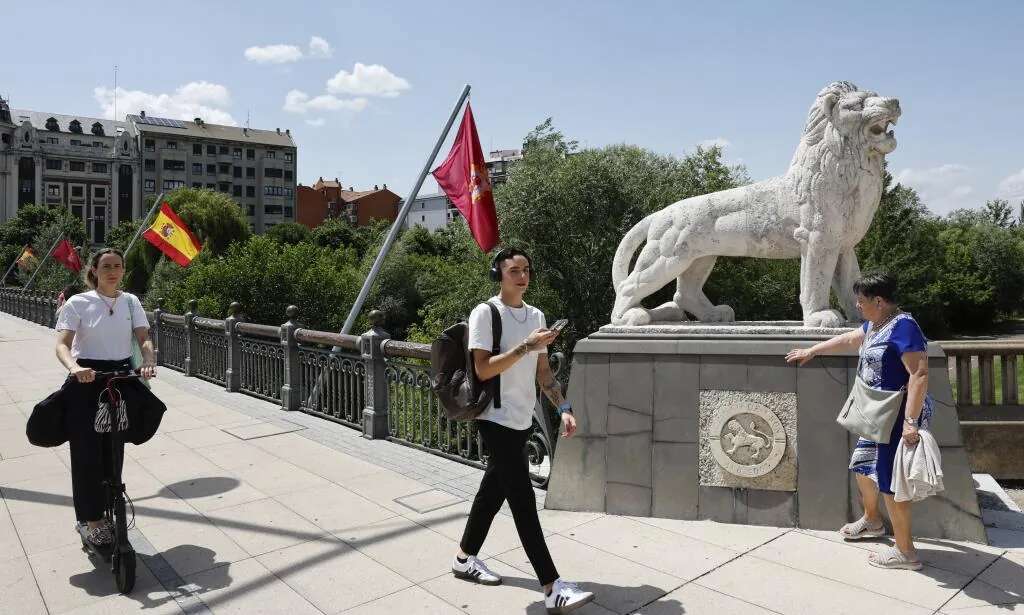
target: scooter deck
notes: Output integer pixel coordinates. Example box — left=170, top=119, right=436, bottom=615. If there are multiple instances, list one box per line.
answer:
left=77, top=523, right=113, bottom=562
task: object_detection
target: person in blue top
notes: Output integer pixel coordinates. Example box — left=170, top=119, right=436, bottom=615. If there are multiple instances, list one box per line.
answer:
left=786, top=272, right=931, bottom=571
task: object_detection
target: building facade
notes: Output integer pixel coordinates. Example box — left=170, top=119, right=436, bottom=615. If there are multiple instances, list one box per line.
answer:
left=127, top=112, right=297, bottom=233
left=0, top=97, right=141, bottom=243
left=296, top=177, right=400, bottom=229
left=485, top=148, right=522, bottom=185
left=402, top=192, right=463, bottom=232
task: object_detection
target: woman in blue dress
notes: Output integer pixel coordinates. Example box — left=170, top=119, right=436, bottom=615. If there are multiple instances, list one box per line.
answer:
left=786, top=272, right=931, bottom=570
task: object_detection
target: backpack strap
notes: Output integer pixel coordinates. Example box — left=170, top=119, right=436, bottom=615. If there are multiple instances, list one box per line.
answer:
left=487, top=301, right=502, bottom=408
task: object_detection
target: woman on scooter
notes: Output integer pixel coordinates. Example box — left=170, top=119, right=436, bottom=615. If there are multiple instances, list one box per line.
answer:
left=54, top=248, right=157, bottom=547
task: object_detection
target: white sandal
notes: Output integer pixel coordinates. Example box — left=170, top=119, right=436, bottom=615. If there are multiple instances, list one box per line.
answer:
left=868, top=546, right=922, bottom=571
left=839, top=517, right=885, bottom=540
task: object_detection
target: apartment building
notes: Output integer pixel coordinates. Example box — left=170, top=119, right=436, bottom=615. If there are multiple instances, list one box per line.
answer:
left=0, top=97, right=141, bottom=243
left=297, top=177, right=400, bottom=229
left=128, top=112, right=297, bottom=233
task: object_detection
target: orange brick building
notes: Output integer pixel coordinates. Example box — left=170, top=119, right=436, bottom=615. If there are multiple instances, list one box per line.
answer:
left=296, top=177, right=401, bottom=229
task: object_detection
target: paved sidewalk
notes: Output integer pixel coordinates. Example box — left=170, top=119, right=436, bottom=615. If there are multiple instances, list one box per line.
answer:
left=2, top=312, right=1023, bottom=615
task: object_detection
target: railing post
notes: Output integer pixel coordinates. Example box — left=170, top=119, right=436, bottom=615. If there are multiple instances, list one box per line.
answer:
left=47, top=296, right=56, bottom=328
left=280, top=305, right=301, bottom=411
left=153, top=298, right=164, bottom=367
left=184, top=299, right=198, bottom=377
left=33, top=292, right=43, bottom=325
left=225, top=301, right=241, bottom=392
left=360, top=310, right=391, bottom=439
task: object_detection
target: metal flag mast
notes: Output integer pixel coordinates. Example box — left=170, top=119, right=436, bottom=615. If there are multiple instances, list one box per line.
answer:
left=23, top=234, right=66, bottom=291
left=124, top=192, right=165, bottom=257
left=0, top=246, right=28, bottom=287
left=307, top=83, right=472, bottom=408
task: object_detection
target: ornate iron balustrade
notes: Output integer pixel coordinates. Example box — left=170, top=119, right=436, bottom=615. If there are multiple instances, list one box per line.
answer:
left=0, top=292, right=564, bottom=487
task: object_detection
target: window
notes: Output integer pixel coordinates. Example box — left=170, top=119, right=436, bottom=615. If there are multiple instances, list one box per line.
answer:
left=233, top=166, right=241, bottom=178
left=192, top=182, right=202, bottom=188
left=218, top=163, right=230, bottom=174
left=92, top=163, right=108, bottom=173
left=206, top=183, right=216, bottom=189
left=145, top=139, right=155, bottom=151
left=47, top=184, right=61, bottom=197
left=45, top=117, right=60, bottom=131
left=207, top=144, right=216, bottom=156
left=246, top=167, right=255, bottom=178
left=246, top=149, right=255, bottom=160
left=145, top=159, right=156, bottom=171
left=284, top=170, right=293, bottom=181
left=91, top=122, right=105, bottom=136
left=144, top=179, right=155, bottom=192
left=165, top=141, right=177, bottom=150
left=284, top=206, right=293, bottom=218
left=247, top=205, right=255, bottom=217
left=233, top=185, right=242, bottom=197
left=263, top=168, right=283, bottom=178
left=44, top=136, right=59, bottom=144
left=163, top=180, right=186, bottom=190
left=232, top=148, right=242, bottom=159
left=45, top=159, right=62, bottom=170
left=192, top=163, right=203, bottom=174
left=163, top=159, right=186, bottom=171
left=93, top=186, right=106, bottom=200
left=284, top=187, right=293, bottom=197
left=69, top=161, right=85, bottom=172
left=284, top=152, right=293, bottom=162
left=265, top=150, right=276, bottom=159
left=70, top=185, right=85, bottom=199
left=246, top=185, right=255, bottom=198
left=70, top=139, right=82, bottom=146
left=206, top=163, right=216, bottom=174
left=218, top=145, right=228, bottom=155
left=262, top=185, right=293, bottom=197
left=218, top=182, right=230, bottom=193
left=69, top=120, right=83, bottom=133
left=93, top=141, right=103, bottom=148
left=265, top=204, right=283, bottom=215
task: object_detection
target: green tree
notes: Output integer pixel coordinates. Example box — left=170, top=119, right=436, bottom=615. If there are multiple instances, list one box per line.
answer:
left=265, top=222, right=312, bottom=245
left=310, top=218, right=359, bottom=250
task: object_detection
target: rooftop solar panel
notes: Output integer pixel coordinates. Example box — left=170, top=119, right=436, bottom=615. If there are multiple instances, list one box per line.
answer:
left=128, top=114, right=187, bottom=128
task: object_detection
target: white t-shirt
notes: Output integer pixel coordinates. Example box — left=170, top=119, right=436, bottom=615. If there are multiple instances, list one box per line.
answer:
left=55, top=291, right=149, bottom=360
left=468, top=296, right=546, bottom=431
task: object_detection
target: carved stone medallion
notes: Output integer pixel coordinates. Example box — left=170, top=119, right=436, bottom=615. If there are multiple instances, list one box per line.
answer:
left=708, top=401, right=787, bottom=478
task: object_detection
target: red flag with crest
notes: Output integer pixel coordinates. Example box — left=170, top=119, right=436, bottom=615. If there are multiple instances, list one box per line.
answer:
left=431, top=103, right=499, bottom=252
left=52, top=239, right=82, bottom=272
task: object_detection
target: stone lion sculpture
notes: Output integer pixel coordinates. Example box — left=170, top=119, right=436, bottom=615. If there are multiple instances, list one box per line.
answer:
left=610, top=81, right=901, bottom=327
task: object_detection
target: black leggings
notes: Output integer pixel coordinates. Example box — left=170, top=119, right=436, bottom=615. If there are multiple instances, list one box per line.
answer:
left=65, top=358, right=129, bottom=522
left=460, top=420, right=559, bottom=586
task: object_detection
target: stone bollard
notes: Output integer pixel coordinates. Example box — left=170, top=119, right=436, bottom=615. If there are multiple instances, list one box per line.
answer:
left=224, top=302, right=242, bottom=392
left=153, top=298, right=165, bottom=367
left=184, top=299, right=198, bottom=376
left=361, top=310, right=391, bottom=439
left=280, top=305, right=301, bottom=411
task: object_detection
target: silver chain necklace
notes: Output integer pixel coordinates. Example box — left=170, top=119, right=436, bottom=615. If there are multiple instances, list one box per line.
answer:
left=504, top=302, right=528, bottom=324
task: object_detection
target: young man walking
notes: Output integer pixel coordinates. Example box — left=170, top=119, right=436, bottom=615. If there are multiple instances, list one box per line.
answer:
left=451, top=247, right=595, bottom=614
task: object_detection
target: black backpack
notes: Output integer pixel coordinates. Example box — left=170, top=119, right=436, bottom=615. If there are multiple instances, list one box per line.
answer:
left=431, top=302, right=502, bottom=421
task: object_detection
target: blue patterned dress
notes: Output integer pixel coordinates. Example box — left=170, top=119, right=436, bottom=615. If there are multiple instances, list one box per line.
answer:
left=848, top=313, right=933, bottom=495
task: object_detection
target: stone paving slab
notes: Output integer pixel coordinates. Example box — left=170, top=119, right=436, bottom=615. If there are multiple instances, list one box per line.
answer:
left=3, top=311, right=1024, bottom=614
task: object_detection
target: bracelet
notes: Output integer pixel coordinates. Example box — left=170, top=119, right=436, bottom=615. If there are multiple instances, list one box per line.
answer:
left=557, top=401, right=573, bottom=416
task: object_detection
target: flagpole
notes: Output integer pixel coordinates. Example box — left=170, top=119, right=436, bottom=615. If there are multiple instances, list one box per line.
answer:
left=125, top=192, right=165, bottom=256
left=0, top=246, right=26, bottom=287
left=23, top=234, right=64, bottom=291
left=307, top=83, right=471, bottom=410
left=340, top=83, right=471, bottom=335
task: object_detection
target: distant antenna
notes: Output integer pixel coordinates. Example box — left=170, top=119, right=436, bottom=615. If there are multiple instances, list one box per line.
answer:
left=113, top=65, right=118, bottom=119
left=246, top=109, right=251, bottom=129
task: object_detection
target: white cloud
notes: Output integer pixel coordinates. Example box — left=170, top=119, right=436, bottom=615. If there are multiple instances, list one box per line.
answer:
left=997, top=168, right=1024, bottom=202
left=308, top=36, right=332, bottom=58
left=283, top=89, right=367, bottom=114
left=305, top=118, right=326, bottom=127
left=894, top=164, right=976, bottom=214
left=326, top=63, right=410, bottom=98
left=94, top=82, right=237, bottom=125
left=698, top=137, right=731, bottom=150
left=244, top=44, right=303, bottom=64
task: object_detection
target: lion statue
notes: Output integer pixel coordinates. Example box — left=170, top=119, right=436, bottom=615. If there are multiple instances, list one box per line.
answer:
left=610, top=81, right=901, bottom=328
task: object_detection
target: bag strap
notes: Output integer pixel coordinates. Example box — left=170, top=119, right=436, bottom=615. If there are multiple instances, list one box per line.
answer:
left=487, top=301, right=502, bottom=408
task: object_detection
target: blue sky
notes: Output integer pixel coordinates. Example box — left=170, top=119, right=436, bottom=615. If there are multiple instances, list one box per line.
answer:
left=3, top=0, right=1023, bottom=214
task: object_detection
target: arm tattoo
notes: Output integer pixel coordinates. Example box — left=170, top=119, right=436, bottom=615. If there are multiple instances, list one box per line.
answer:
left=540, top=376, right=564, bottom=407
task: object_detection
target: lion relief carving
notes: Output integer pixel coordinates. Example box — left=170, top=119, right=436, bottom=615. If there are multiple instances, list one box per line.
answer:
left=610, top=81, right=901, bottom=327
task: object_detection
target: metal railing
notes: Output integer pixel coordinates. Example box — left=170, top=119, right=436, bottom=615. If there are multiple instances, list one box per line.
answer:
left=0, top=288, right=563, bottom=485
left=940, top=340, right=1024, bottom=420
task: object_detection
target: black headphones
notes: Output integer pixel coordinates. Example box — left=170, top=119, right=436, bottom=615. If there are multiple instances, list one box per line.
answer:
left=489, top=247, right=535, bottom=282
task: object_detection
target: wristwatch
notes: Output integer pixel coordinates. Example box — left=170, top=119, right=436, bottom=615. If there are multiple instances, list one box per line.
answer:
left=905, top=416, right=919, bottom=426
left=557, top=401, right=573, bottom=416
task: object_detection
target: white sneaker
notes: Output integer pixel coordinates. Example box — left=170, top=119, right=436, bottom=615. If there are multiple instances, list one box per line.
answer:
left=545, top=579, right=595, bottom=614
left=452, top=555, right=502, bottom=585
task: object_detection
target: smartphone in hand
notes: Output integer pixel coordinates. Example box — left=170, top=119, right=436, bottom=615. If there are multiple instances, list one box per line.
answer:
left=550, top=319, right=569, bottom=333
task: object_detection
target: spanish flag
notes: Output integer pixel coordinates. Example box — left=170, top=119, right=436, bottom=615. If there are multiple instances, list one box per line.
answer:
left=142, top=202, right=202, bottom=266
left=15, top=246, right=37, bottom=270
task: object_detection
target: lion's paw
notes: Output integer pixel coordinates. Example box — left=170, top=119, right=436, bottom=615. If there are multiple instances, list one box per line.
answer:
left=620, top=308, right=652, bottom=327
left=710, top=304, right=736, bottom=322
left=793, top=227, right=810, bottom=243
left=805, top=309, right=844, bottom=328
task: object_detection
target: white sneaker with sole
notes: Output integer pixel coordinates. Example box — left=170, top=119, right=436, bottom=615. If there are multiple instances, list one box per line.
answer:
left=452, top=555, right=502, bottom=585
left=545, top=579, right=595, bottom=614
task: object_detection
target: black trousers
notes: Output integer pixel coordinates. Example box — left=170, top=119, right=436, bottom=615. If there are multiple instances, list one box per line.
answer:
left=460, top=420, right=559, bottom=586
left=64, top=358, right=128, bottom=522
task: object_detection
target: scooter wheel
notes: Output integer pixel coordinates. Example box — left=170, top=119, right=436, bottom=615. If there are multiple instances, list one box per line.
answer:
left=113, top=549, right=136, bottom=594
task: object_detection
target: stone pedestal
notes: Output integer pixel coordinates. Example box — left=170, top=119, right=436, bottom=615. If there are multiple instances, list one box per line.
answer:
left=546, top=322, right=987, bottom=543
